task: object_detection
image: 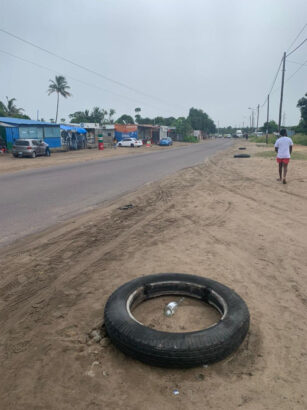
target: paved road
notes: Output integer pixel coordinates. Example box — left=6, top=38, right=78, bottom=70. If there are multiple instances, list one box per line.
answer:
left=0, top=140, right=232, bottom=246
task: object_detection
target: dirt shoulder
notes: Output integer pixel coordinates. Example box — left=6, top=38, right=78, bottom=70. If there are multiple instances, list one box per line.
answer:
left=0, top=142, right=189, bottom=176
left=0, top=141, right=306, bottom=410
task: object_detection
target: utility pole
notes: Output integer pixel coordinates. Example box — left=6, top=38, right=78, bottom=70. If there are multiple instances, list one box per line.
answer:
left=256, top=104, right=260, bottom=131
left=266, top=94, right=269, bottom=145
left=278, top=51, right=286, bottom=132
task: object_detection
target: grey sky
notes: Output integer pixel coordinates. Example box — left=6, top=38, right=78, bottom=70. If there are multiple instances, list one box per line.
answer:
left=1, top=0, right=306, bottom=127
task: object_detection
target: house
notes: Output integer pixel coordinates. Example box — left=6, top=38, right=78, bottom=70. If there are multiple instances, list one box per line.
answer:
left=0, top=117, right=61, bottom=151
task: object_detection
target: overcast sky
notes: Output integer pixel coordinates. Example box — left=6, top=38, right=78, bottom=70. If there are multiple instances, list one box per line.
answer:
left=1, top=0, right=306, bottom=127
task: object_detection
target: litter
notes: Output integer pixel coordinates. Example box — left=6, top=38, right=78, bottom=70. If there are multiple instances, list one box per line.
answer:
left=119, top=204, right=134, bottom=210
left=164, top=297, right=184, bottom=317
left=172, top=389, right=180, bottom=396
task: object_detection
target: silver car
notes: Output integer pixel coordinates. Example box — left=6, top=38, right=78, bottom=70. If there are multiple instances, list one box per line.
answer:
left=12, top=139, right=51, bottom=158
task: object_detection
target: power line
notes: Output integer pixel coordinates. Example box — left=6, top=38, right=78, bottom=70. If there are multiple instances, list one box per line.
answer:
left=260, top=57, right=283, bottom=108
left=287, top=59, right=307, bottom=67
left=285, top=58, right=307, bottom=82
left=286, top=23, right=307, bottom=52
left=0, top=48, right=163, bottom=112
left=286, top=37, right=307, bottom=57
left=0, top=27, right=184, bottom=110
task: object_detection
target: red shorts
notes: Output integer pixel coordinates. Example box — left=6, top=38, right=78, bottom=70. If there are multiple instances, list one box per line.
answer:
left=276, top=158, right=290, bottom=164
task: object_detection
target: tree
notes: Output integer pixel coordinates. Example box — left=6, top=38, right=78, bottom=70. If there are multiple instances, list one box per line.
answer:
left=297, top=92, right=307, bottom=133
left=188, top=107, right=216, bottom=134
left=135, top=107, right=141, bottom=123
left=108, top=108, right=116, bottom=123
left=261, top=121, right=278, bottom=134
left=47, top=75, right=71, bottom=123
left=116, top=114, right=134, bottom=124
left=0, top=97, right=29, bottom=118
left=69, top=107, right=107, bottom=124
left=174, top=117, right=193, bottom=138
left=60, top=118, right=66, bottom=123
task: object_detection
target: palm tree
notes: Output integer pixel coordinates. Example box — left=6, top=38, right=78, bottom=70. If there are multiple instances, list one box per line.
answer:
left=108, top=108, right=116, bottom=123
left=1, top=97, right=25, bottom=116
left=47, top=76, right=71, bottom=123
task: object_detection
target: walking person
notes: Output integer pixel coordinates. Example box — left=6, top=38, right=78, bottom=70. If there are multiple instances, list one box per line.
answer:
left=274, top=129, right=293, bottom=184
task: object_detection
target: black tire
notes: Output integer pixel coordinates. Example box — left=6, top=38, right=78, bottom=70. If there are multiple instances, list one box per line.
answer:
left=239, top=147, right=246, bottom=150
left=104, top=273, right=250, bottom=368
left=118, top=143, right=122, bottom=147
left=31, top=151, right=36, bottom=158
left=130, top=144, right=134, bottom=147
left=45, top=148, right=51, bottom=157
left=234, top=154, right=250, bottom=158
left=13, top=154, right=18, bottom=158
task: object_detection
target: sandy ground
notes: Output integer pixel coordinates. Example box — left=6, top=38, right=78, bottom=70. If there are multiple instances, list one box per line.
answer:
left=0, top=142, right=187, bottom=176
left=0, top=141, right=306, bottom=410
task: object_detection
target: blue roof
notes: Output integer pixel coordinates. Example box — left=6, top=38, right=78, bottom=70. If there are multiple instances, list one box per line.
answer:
left=60, top=124, right=87, bottom=134
left=0, top=117, right=58, bottom=126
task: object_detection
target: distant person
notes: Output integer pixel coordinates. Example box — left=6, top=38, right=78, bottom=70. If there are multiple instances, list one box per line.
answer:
left=245, top=133, right=248, bottom=140
left=113, top=136, right=117, bottom=149
left=274, top=129, right=293, bottom=184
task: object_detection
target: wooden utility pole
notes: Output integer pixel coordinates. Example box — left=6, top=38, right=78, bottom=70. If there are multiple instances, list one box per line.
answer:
left=256, top=104, right=260, bottom=131
left=266, top=94, right=270, bottom=145
left=278, top=52, right=286, bottom=132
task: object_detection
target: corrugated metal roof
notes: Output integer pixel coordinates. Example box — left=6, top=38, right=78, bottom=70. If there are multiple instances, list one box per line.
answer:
left=0, top=117, right=58, bottom=126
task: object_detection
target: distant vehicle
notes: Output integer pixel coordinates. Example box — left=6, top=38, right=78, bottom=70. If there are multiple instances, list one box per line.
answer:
left=235, top=130, right=243, bottom=138
left=117, top=137, right=143, bottom=148
left=12, top=139, right=50, bottom=158
left=254, top=132, right=263, bottom=136
left=159, top=137, right=173, bottom=146
left=225, top=134, right=232, bottom=138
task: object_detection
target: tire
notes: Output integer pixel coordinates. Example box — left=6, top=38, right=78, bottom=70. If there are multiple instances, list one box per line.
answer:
left=104, top=273, right=250, bottom=368
left=234, top=154, right=250, bottom=158
left=118, top=143, right=122, bottom=147
left=130, top=144, right=134, bottom=147
left=239, top=147, right=246, bottom=150
left=45, top=148, right=51, bottom=156
left=31, top=151, right=36, bottom=158
left=13, top=154, right=18, bottom=158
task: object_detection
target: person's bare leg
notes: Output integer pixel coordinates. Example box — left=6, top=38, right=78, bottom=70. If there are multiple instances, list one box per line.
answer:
left=283, top=163, right=288, bottom=184
left=278, top=162, right=282, bottom=180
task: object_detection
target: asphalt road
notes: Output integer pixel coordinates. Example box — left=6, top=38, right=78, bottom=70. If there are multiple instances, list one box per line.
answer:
left=0, top=139, right=232, bottom=246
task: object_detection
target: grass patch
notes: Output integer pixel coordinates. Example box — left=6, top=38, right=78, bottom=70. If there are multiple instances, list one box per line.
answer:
left=183, top=136, right=199, bottom=143
left=249, top=133, right=307, bottom=146
left=255, top=150, right=307, bottom=160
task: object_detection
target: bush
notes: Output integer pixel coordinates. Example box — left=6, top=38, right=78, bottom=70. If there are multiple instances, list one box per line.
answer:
left=183, top=136, right=199, bottom=143
left=249, top=133, right=307, bottom=146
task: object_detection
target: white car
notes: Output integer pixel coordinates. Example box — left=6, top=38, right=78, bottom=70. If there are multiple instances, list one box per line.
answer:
left=117, top=138, right=143, bottom=148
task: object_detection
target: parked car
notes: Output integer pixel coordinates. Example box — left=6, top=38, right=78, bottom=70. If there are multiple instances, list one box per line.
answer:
left=159, top=137, right=173, bottom=146
left=12, top=139, right=51, bottom=158
left=117, top=138, right=143, bottom=148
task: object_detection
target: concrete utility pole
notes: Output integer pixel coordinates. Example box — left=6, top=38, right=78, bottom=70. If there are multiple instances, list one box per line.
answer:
left=266, top=94, right=270, bottom=145
left=256, top=104, right=260, bottom=131
left=278, top=51, right=286, bottom=132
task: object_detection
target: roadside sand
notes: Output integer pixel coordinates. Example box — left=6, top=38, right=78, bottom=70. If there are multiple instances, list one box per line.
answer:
left=0, top=142, right=306, bottom=410
left=0, top=142, right=187, bottom=176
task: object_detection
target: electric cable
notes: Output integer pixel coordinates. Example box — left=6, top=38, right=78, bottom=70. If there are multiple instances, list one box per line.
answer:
left=286, top=23, right=307, bottom=52
left=0, top=48, right=163, bottom=112
left=286, top=38, right=307, bottom=57
left=0, top=27, right=185, bottom=110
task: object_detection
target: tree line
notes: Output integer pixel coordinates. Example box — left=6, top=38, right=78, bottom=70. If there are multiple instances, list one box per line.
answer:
left=1, top=74, right=306, bottom=136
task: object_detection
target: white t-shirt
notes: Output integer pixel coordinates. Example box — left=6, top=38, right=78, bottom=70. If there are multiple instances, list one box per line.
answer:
left=274, top=136, right=293, bottom=159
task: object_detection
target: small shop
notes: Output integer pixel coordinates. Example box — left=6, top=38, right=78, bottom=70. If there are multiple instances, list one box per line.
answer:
left=60, top=125, right=87, bottom=150
left=0, top=117, right=61, bottom=151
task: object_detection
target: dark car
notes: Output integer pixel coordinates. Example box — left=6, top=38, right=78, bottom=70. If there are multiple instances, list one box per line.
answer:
left=12, top=139, right=51, bottom=158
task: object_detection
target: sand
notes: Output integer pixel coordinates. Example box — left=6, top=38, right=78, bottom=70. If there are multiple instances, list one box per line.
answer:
left=0, top=141, right=306, bottom=409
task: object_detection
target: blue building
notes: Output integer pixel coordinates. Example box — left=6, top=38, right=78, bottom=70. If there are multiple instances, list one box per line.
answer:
left=0, top=117, right=61, bottom=151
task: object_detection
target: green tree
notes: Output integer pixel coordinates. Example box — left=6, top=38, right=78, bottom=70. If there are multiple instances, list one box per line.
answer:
left=0, top=97, right=29, bottom=118
left=188, top=107, right=216, bottom=134
left=174, top=117, right=193, bottom=138
left=108, top=108, right=116, bottom=123
left=47, top=76, right=71, bottom=123
left=135, top=107, right=141, bottom=123
left=261, top=120, right=278, bottom=133
left=116, top=114, right=135, bottom=124
left=297, top=92, right=307, bottom=133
